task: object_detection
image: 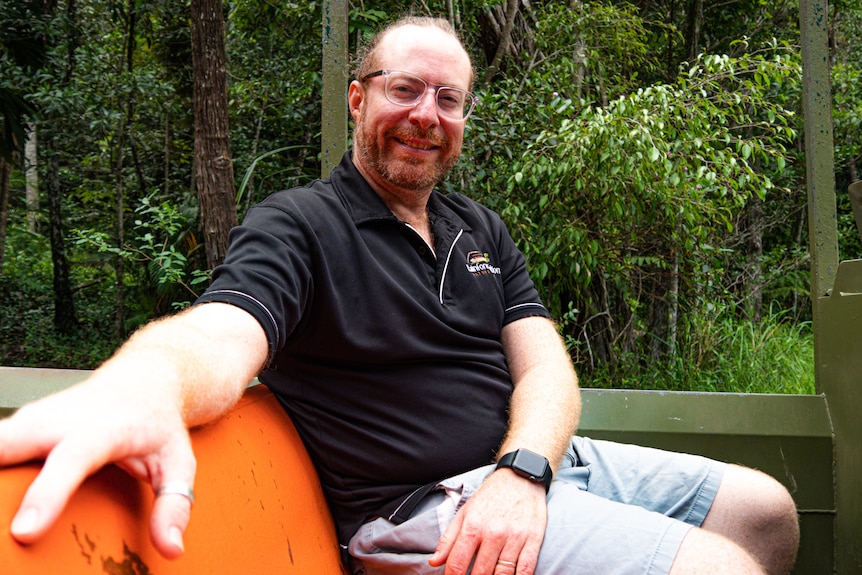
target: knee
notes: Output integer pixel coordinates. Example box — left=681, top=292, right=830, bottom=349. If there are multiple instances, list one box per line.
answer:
left=736, top=465, right=798, bottom=534
left=705, top=464, right=800, bottom=573
left=706, top=465, right=798, bottom=537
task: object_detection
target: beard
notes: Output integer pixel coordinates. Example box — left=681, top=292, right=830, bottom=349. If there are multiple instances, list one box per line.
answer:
left=355, top=121, right=460, bottom=192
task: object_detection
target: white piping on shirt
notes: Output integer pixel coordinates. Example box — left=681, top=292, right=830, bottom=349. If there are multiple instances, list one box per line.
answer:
left=439, top=229, right=464, bottom=304
left=505, top=302, right=547, bottom=314
left=403, top=223, right=436, bottom=256
left=204, top=289, right=280, bottom=346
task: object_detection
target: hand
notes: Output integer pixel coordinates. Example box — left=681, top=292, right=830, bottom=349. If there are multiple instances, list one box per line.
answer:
left=428, top=468, right=548, bottom=575
left=0, top=371, right=196, bottom=559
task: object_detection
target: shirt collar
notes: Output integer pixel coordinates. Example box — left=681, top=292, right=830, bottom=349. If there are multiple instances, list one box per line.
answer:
left=331, top=150, right=470, bottom=232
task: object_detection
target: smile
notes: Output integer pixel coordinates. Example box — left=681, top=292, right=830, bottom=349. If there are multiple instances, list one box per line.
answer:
left=395, top=137, right=440, bottom=151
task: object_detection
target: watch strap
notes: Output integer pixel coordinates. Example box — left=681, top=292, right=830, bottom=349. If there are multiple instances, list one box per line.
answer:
left=496, top=449, right=552, bottom=492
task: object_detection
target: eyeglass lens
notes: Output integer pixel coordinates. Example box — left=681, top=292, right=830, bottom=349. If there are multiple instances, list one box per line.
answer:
left=385, top=71, right=474, bottom=119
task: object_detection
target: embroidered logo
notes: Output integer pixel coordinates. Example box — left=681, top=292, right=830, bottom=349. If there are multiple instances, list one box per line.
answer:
left=465, top=251, right=501, bottom=276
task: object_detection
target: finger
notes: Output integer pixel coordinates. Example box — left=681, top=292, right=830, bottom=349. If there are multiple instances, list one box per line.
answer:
left=148, top=437, right=197, bottom=558
left=10, top=431, right=113, bottom=543
left=0, top=404, right=64, bottom=466
left=441, top=522, right=484, bottom=575
left=493, top=558, right=518, bottom=575
left=429, top=508, right=464, bottom=567
left=470, top=534, right=516, bottom=575
left=150, top=488, right=193, bottom=558
left=512, top=536, right=542, bottom=575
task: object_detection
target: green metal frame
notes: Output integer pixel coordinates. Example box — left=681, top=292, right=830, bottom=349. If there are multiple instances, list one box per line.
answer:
left=321, top=0, right=348, bottom=177
left=800, top=0, right=861, bottom=571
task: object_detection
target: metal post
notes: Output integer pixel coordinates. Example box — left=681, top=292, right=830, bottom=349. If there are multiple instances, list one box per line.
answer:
left=800, top=1, right=862, bottom=571
left=321, top=0, right=348, bottom=178
left=799, top=0, right=839, bottom=336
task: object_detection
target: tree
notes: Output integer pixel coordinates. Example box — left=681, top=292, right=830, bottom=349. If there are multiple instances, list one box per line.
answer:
left=190, top=0, right=236, bottom=270
left=0, top=154, right=11, bottom=265
left=0, top=0, right=43, bottom=265
left=456, top=3, right=800, bottom=375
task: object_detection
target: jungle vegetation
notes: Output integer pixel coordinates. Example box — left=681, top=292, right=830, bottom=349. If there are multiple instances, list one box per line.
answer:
left=2, top=0, right=860, bottom=393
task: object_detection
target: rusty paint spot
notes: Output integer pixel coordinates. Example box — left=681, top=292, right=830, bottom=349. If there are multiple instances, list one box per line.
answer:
left=101, top=542, right=151, bottom=575
left=71, top=524, right=93, bottom=565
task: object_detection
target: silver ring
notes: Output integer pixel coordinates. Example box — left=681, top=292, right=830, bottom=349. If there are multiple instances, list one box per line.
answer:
left=157, top=482, right=195, bottom=505
left=497, top=559, right=517, bottom=568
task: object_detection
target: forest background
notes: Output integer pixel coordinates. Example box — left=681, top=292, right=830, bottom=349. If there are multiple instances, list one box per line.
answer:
left=1, top=0, right=860, bottom=394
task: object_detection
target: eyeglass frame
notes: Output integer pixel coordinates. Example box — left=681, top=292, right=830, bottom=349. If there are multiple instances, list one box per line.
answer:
left=360, top=69, right=478, bottom=121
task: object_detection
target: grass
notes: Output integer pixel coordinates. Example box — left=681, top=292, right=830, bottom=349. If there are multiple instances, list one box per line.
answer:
left=582, top=309, right=816, bottom=394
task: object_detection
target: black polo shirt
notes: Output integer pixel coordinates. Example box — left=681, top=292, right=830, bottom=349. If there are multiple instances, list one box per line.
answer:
left=196, top=152, right=550, bottom=543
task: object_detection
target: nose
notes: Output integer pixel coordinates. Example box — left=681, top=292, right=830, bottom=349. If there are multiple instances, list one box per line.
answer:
left=407, top=88, right=440, bottom=129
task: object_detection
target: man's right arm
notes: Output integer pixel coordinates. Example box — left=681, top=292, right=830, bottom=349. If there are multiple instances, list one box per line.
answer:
left=0, top=302, right=268, bottom=557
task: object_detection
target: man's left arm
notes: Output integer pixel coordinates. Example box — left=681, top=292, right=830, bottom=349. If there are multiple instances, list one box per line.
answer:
left=429, top=315, right=581, bottom=575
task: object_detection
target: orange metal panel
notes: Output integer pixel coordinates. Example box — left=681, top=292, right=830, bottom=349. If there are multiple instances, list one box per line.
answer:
left=1, top=385, right=346, bottom=574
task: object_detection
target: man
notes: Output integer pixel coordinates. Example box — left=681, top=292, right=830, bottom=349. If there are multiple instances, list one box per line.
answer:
left=0, top=16, right=798, bottom=575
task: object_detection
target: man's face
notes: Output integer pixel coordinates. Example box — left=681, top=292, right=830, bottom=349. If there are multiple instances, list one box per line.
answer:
left=349, top=26, right=472, bottom=198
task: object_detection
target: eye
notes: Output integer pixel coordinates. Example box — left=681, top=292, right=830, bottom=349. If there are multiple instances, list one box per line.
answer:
left=388, top=77, right=423, bottom=101
left=437, top=89, right=464, bottom=111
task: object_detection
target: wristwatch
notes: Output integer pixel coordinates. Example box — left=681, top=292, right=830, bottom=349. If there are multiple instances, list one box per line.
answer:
left=495, top=449, right=552, bottom=492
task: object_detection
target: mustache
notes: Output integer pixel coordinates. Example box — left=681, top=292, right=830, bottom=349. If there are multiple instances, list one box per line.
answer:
left=388, top=126, right=448, bottom=148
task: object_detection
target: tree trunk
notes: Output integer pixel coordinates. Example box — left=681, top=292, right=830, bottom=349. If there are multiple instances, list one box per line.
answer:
left=190, top=0, right=237, bottom=270
left=0, top=154, right=11, bottom=267
left=665, top=0, right=677, bottom=80
left=164, top=111, right=170, bottom=197
left=114, top=114, right=126, bottom=339
left=45, top=135, right=77, bottom=334
left=745, top=196, right=764, bottom=322
left=570, top=0, right=588, bottom=101
left=684, top=0, right=704, bottom=62
left=667, top=249, right=680, bottom=359
left=25, top=124, right=39, bottom=233
left=481, top=0, right=520, bottom=84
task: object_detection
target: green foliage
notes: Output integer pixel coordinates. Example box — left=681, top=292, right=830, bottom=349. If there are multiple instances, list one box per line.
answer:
left=0, top=223, right=121, bottom=368
left=227, top=0, right=324, bottom=215
left=585, top=307, right=815, bottom=395
left=453, top=2, right=810, bottom=391
left=75, top=193, right=208, bottom=310
left=3, top=0, right=857, bottom=398
left=832, top=57, right=862, bottom=260
left=477, top=41, right=799, bottom=316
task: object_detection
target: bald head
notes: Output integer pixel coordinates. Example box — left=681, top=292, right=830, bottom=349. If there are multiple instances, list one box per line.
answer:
left=355, top=16, right=474, bottom=88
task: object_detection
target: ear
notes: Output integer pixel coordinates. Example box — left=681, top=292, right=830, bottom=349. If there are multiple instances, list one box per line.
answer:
left=347, top=80, right=364, bottom=123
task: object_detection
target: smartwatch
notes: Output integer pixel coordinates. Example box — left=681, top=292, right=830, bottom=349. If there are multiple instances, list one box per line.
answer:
left=495, top=449, right=552, bottom=492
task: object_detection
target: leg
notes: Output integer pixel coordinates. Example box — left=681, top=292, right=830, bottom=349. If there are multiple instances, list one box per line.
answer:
left=700, top=464, right=799, bottom=575
left=564, top=437, right=796, bottom=574
left=539, top=483, right=738, bottom=575
left=670, top=527, right=764, bottom=575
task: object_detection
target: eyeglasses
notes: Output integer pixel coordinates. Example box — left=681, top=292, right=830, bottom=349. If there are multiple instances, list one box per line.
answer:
left=361, top=69, right=477, bottom=121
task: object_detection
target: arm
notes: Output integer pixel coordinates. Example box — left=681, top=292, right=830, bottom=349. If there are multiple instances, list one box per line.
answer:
left=430, top=315, right=581, bottom=574
left=497, top=315, right=581, bottom=470
left=0, top=302, right=268, bottom=558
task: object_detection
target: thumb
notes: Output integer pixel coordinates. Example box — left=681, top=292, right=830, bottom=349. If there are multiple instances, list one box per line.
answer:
left=429, top=506, right=464, bottom=567
left=148, top=439, right=197, bottom=559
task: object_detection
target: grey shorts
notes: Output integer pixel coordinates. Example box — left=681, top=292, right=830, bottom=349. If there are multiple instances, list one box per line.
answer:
left=348, top=437, right=726, bottom=575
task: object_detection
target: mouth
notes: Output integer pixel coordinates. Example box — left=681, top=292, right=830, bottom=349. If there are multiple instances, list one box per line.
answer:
left=394, top=136, right=441, bottom=152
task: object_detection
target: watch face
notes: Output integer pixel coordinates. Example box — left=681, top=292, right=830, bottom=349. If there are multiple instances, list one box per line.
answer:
left=512, top=449, right=549, bottom=479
